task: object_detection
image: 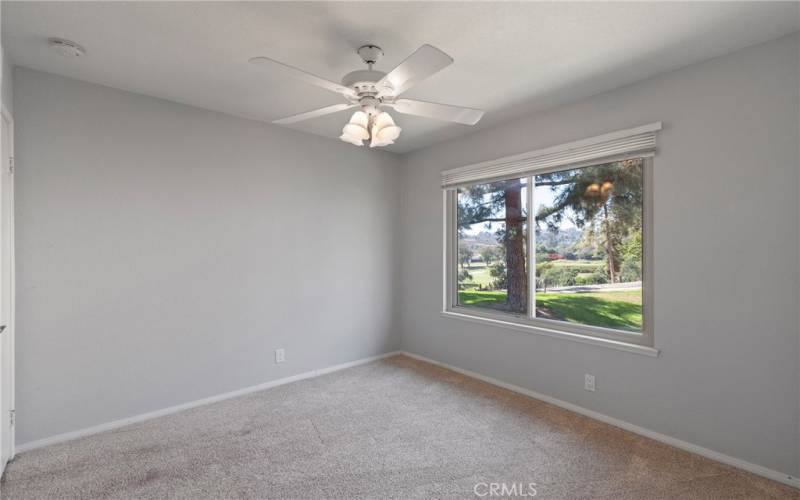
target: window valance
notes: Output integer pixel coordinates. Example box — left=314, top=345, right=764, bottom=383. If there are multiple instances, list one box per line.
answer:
left=441, top=122, right=661, bottom=189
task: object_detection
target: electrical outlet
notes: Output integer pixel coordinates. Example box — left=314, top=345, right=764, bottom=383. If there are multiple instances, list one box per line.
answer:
left=584, top=373, right=596, bottom=392
left=275, top=348, right=285, bottom=363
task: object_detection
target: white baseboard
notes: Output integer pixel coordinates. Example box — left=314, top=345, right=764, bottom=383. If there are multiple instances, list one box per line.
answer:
left=399, top=350, right=800, bottom=490
left=15, top=351, right=401, bottom=454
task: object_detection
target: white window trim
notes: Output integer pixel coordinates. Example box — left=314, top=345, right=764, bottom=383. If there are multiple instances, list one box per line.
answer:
left=442, top=125, right=658, bottom=356
left=440, top=310, right=659, bottom=357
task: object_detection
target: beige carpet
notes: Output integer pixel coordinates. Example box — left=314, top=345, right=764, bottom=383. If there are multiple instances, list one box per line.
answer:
left=1, top=355, right=797, bottom=499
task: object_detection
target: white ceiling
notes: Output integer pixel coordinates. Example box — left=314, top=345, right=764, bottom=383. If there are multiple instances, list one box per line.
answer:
left=3, top=2, right=799, bottom=154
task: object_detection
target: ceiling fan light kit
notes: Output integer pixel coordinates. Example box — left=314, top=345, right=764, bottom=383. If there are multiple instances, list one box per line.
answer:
left=340, top=111, right=370, bottom=146
left=369, top=112, right=402, bottom=148
left=250, top=43, right=484, bottom=148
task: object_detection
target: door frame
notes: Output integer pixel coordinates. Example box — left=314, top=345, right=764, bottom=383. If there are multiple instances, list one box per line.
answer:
left=0, top=103, right=15, bottom=467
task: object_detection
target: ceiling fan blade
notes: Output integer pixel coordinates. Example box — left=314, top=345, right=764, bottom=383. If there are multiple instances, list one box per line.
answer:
left=250, top=56, right=356, bottom=98
left=387, top=99, right=484, bottom=125
left=376, top=45, right=453, bottom=98
left=273, top=103, right=356, bottom=125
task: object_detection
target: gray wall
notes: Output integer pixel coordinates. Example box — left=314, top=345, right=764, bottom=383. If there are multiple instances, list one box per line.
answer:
left=13, top=68, right=401, bottom=444
left=398, top=33, right=800, bottom=476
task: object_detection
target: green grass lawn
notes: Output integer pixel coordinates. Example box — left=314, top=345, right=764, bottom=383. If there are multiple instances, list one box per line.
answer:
left=459, top=263, right=493, bottom=288
left=457, top=289, right=642, bottom=331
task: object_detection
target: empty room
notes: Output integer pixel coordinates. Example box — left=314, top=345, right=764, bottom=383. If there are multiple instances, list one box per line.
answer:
left=0, top=1, right=799, bottom=499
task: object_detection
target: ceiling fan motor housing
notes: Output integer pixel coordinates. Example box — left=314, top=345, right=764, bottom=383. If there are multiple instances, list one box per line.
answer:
left=341, top=44, right=393, bottom=104
left=342, top=70, right=391, bottom=114
left=341, top=69, right=388, bottom=97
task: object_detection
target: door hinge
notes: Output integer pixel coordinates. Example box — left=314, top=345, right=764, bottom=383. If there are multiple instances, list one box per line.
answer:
left=8, top=156, right=14, bottom=174
left=9, top=409, right=14, bottom=427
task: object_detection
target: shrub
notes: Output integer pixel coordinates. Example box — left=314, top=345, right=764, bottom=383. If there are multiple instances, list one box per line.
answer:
left=619, top=258, right=641, bottom=282
left=542, top=267, right=579, bottom=287
left=575, top=272, right=608, bottom=285
left=552, top=263, right=603, bottom=275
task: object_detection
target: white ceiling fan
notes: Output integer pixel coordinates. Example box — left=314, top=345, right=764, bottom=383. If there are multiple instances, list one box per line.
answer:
left=249, top=44, right=484, bottom=148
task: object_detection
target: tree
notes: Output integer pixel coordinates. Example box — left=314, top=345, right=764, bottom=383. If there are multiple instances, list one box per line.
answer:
left=458, top=179, right=528, bottom=313
left=619, top=231, right=643, bottom=282
left=479, top=246, right=499, bottom=267
left=458, top=245, right=473, bottom=269
left=488, top=262, right=507, bottom=290
left=535, top=261, right=553, bottom=292
left=535, top=159, right=643, bottom=283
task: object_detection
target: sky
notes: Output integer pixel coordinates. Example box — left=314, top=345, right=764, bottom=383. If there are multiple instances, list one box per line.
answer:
left=460, top=180, right=577, bottom=239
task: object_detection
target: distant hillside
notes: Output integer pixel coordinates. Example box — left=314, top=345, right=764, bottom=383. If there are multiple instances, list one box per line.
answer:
left=461, top=227, right=583, bottom=253
left=536, top=227, right=582, bottom=252
left=461, top=231, right=497, bottom=248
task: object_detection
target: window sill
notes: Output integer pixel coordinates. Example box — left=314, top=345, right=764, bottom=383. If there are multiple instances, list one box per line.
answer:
left=441, top=310, right=660, bottom=358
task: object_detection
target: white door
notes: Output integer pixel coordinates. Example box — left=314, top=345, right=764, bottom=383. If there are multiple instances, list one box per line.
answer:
left=0, top=106, right=14, bottom=473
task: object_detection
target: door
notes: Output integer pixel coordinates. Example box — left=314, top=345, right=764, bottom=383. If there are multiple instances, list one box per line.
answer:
left=0, top=106, right=14, bottom=473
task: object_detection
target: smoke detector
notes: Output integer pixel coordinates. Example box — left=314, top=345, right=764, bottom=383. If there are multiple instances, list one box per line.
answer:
left=48, top=38, right=85, bottom=58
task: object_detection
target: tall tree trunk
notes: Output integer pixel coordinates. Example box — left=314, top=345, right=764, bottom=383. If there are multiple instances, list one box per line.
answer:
left=603, top=203, right=617, bottom=283
left=504, top=180, right=527, bottom=313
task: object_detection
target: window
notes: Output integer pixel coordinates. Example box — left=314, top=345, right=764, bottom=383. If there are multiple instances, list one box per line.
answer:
left=444, top=124, right=657, bottom=347
left=533, top=159, right=644, bottom=332
left=457, top=178, right=528, bottom=315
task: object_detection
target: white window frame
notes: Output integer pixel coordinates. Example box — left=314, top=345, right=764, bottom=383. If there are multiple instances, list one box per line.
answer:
left=442, top=125, right=658, bottom=356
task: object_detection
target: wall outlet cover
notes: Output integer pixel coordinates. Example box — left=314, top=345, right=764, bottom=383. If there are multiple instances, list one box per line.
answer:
left=584, top=374, right=596, bottom=392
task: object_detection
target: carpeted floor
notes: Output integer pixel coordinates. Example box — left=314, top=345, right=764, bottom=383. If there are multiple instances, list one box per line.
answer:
left=1, top=355, right=797, bottom=499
